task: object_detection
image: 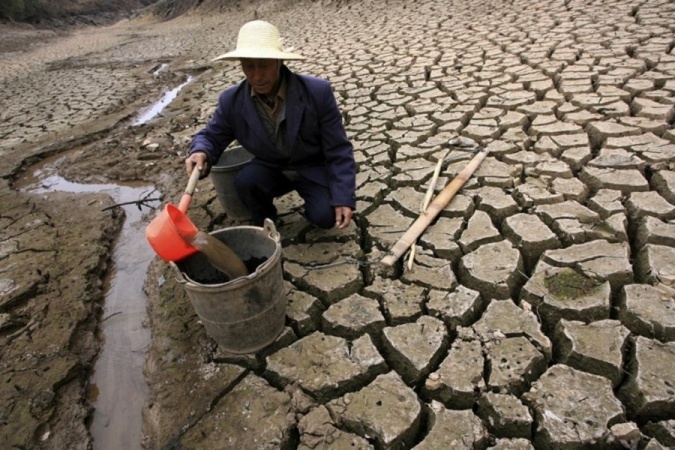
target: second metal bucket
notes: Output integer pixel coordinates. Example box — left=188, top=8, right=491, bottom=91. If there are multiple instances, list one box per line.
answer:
left=171, top=220, right=285, bottom=354
left=211, top=146, right=253, bottom=221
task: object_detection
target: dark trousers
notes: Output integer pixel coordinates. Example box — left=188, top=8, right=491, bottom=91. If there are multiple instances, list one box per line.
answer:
left=234, top=163, right=335, bottom=229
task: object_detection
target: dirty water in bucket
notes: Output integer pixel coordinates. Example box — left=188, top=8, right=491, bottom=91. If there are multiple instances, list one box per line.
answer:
left=186, top=231, right=249, bottom=281
left=16, top=153, right=158, bottom=450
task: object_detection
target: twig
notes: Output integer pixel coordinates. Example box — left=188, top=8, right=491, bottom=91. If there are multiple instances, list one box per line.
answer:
left=101, top=197, right=161, bottom=211
left=101, top=189, right=161, bottom=212
left=102, top=311, right=123, bottom=322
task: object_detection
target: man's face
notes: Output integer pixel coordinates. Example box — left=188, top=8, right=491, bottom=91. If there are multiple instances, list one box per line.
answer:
left=240, top=58, right=281, bottom=95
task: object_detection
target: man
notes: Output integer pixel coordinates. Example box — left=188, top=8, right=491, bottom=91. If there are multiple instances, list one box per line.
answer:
left=185, top=20, right=356, bottom=229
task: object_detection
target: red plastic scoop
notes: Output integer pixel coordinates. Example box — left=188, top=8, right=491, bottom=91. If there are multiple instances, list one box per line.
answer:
left=146, top=167, right=200, bottom=262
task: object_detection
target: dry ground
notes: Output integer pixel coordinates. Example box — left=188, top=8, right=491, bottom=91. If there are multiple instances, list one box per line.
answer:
left=1, top=0, right=674, bottom=449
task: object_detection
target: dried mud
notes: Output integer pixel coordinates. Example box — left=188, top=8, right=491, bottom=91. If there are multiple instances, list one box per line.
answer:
left=1, top=0, right=674, bottom=449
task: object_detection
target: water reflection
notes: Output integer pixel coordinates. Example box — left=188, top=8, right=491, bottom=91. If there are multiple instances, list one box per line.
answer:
left=132, top=76, right=194, bottom=126
left=152, top=63, right=169, bottom=76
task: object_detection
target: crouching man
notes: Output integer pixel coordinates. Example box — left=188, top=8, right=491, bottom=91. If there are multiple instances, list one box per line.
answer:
left=185, top=20, right=356, bottom=229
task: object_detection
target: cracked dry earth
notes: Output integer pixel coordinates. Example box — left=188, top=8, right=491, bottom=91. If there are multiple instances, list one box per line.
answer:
left=1, top=0, right=675, bottom=449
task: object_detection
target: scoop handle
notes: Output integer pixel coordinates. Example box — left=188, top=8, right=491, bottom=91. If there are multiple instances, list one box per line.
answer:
left=178, top=166, right=201, bottom=213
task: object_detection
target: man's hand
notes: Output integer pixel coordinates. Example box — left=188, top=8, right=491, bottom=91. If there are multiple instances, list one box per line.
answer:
left=334, top=206, right=353, bottom=229
left=185, top=151, right=209, bottom=178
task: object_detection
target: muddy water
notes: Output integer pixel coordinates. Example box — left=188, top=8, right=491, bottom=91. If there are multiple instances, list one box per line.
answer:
left=187, top=231, right=249, bottom=281
left=16, top=155, right=158, bottom=450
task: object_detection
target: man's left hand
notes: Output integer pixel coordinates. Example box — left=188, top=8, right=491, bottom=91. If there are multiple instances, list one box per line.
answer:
left=334, top=206, right=353, bottom=229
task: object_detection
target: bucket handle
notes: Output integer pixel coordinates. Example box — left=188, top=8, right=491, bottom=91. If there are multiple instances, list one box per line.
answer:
left=263, top=218, right=280, bottom=243
left=170, top=262, right=188, bottom=284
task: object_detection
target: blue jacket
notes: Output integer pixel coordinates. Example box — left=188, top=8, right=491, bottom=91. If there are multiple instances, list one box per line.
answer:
left=190, top=66, right=356, bottom=209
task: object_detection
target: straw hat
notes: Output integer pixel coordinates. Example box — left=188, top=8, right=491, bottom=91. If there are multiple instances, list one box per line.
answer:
left=213, top=20, right=305, bottom=61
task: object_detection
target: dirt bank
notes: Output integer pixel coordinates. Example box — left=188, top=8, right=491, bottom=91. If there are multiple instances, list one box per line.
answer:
left=0, top=8, right=212, bottom=446
left=0, top=176, right=123, bottom=448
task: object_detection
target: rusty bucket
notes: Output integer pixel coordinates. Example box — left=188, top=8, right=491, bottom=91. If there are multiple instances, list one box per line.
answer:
left=171, top=219, right=285, bottom=354
left=210, top=146, right=253, bottom=221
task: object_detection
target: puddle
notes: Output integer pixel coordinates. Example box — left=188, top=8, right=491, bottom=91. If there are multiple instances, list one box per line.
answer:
left=132, top=75, right=194, bottom=125
left=152, top=63, right=169, bottom=76
left=17, top=155, right=159, bottom=450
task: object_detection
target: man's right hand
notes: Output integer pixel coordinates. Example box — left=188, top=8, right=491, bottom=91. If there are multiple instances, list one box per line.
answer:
left=185, top=151, right=209, bottom=178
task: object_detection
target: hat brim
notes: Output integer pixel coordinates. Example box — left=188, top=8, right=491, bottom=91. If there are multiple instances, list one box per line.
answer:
left=212, top=49, right=305, bottom=61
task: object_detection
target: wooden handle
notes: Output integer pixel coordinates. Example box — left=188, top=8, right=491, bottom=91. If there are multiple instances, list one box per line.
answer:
left=177, top=167, right=201, bottom=213
left=185, top=166, right=201, bottom=196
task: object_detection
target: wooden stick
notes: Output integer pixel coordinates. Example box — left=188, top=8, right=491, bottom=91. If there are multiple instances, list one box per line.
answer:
left=421, top=152, right=447, bottom=212
left=382, top=147, right=488, bottom=267
left=406, top=153, right=446, bottom=271
left=406, top=237, right=417, bottom=271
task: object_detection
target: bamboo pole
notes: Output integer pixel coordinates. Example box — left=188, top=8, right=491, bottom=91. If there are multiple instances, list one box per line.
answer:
left=381, top=147, right=488, bottom=267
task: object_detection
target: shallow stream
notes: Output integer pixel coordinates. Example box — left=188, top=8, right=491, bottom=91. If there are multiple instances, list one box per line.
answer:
left=132, top=75, right=194, bottom=125
left=16, top=154, right=159, bottom=450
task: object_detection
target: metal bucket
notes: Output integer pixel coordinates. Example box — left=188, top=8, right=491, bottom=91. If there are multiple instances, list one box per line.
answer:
left=211, top=146, right=253, bottom=221
left=171, top=220, right=285, bottom=354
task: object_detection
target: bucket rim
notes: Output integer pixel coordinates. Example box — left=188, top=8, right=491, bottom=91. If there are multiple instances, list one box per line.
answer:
left=211, top=146, right=253, bottom=171
left=211, top=161, right=251, bottom=171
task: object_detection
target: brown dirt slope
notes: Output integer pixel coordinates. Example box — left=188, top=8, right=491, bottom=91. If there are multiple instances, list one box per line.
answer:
left=0, top=0, right=157, bottom=23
